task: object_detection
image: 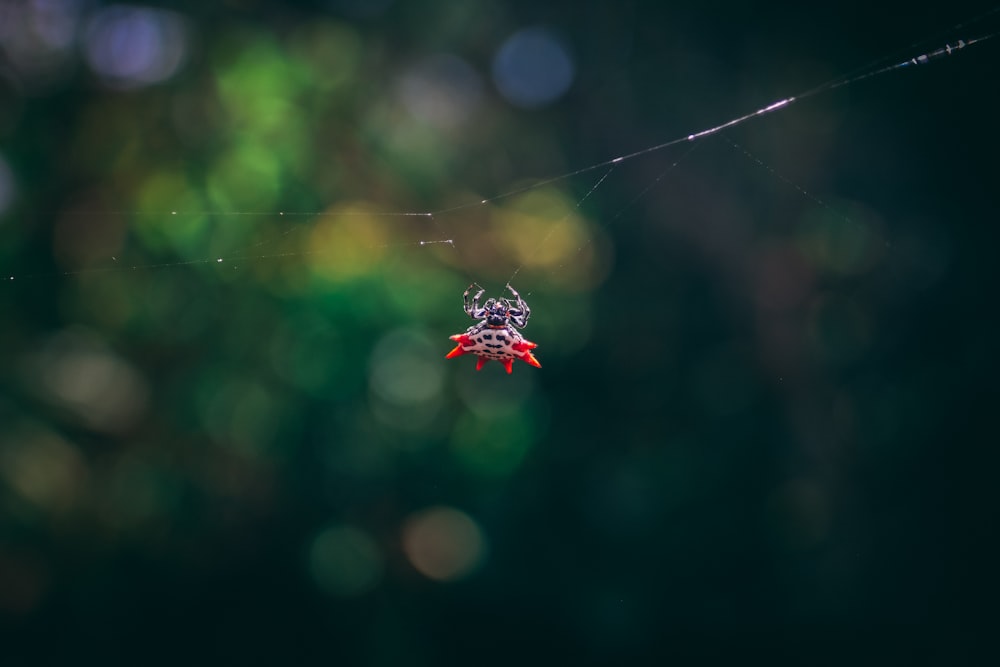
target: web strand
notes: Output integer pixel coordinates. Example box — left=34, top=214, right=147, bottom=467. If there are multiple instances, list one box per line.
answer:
left=489, top=27, right=997, bottom=292
left=4, top=17, right=998, bottom=283
left=439, top=33, right=995, bottom=219
left=506, top=164, right=618, bottom=289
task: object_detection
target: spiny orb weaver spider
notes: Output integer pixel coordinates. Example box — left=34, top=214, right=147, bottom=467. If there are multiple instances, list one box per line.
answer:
left=446, top=283, right=541, bottom=374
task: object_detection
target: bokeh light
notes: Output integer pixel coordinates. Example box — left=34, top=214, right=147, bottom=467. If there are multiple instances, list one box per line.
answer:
left=309, top=524, right=384, bottom=597
left=368, top=328, right=444, bottom=433
left=402, top=506, right=486, bottom=582
left=307, top=206, right=389, bottom=283
left=134, top=170, right=209, bottom=259
left=492, top=26, right=575, bottom=109
left=490, top=188, right=611, bottom=288
left=0, top=0, right=82, bottom=89
left=83, top=5, right=189, bottom=89
left=206, top=142, right=285, bottom=212
left=0, top=422, right=88, bottom=513
left=397, top=54, right=484, bottom=131
left=28, top=327, right=148, bottom=434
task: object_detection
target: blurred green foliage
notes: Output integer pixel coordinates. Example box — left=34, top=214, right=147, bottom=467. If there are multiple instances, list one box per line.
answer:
left=1, top=0, right=999, bottom=663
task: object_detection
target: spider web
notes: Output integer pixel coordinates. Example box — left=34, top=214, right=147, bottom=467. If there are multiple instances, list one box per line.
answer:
left=2, top=5, right=998, bottom=294
left=2, top=3, right=1000, bottom=635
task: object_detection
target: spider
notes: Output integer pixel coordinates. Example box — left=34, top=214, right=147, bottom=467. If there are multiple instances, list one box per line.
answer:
left=446, top=283, right=541, bottom=373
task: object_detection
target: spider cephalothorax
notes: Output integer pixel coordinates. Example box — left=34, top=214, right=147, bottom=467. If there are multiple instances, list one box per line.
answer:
left=446, top=283, right=541, bottom=373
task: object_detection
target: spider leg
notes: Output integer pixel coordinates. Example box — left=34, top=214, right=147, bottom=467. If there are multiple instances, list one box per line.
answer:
left=505, top=283, right=530, bottom=328
left=463, top=283, right=487, bottom=319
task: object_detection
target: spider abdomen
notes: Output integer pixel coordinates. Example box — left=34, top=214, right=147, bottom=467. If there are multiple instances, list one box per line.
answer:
left=446, top=325, right=541, bottom=373
left=468, top=327, right=521, bottom=358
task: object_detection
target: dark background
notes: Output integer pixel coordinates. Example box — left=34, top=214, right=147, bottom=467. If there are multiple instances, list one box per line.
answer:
left=1, top=0, right=998, bottom=663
